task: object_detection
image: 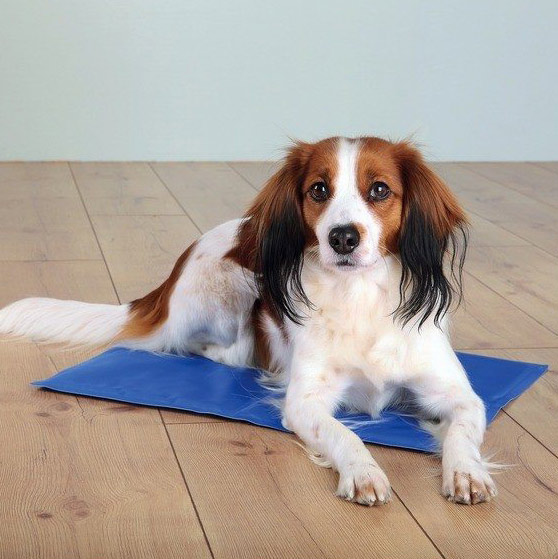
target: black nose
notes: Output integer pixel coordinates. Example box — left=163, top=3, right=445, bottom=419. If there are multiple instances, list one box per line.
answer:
left=328, top=225, right=360, bottom=255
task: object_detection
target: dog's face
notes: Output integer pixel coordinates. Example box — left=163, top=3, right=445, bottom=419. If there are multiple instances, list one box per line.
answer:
left=300, top=137, right=404, bottom=271
left=245, top=136, right=468, bottom=326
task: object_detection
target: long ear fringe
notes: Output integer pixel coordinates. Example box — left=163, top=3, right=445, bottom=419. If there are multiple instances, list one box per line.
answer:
left=395, top=204, right=469, bottom=329
left=255, top=205, right=310, bottom=325
left=241, top=143, right=312, bottom=325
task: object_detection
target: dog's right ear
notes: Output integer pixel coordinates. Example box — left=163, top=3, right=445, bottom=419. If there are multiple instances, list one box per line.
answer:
left=238, top=142, right=312, bottom=323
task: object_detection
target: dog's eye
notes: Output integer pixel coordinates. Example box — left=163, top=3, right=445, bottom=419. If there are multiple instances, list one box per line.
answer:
left=309, top=181, right=329, bottom=202
left=369, top=181, right=391, bottom=201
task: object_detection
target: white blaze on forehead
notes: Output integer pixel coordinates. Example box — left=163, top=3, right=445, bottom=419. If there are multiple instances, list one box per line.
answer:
left=335, top=138, right=361, bottom=201
left=325, top=137, right=367, bottom=226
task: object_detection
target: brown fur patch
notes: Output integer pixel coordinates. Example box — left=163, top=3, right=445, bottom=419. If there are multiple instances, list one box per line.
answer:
left=300, top=138, right=339, bottom=242
left=228, top=145, right=310, bottom=275
left=393, top=141, right=468, bottom=238
left=119, top=241, right=198, bottom=339
left=356, top=138, right=405, bottom=255
left=251, top=298, right=288, bottom=372
left=251, top=299, right=272, bottom=370
left=224, top=233, right=254, bottom=270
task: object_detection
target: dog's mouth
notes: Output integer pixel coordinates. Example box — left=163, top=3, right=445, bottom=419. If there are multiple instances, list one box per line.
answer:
left=330, top=254, right=379, bottom=271
left=336, top=259, right=356, bottom=268
left=333, top=255, right=362, bottom=269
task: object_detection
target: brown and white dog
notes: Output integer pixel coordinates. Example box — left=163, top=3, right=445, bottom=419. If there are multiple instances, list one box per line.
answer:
left=0, top=137, right=496, bottom=506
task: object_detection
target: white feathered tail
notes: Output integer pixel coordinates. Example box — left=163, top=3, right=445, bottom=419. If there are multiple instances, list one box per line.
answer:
left=0, top=297, right=129, bottom=346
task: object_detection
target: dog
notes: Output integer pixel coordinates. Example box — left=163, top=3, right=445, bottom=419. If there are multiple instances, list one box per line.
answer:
left=0, top=136, right=496, bottom=506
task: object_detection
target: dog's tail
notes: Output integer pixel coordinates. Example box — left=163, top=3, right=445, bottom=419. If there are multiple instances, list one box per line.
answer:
left=0, top=298, right=130, bottom=347
left=0, top=241, right=202, bottom=349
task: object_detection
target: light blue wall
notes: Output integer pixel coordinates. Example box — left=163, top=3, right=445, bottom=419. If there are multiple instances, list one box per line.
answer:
left=1, top=1, right=557, bottom=161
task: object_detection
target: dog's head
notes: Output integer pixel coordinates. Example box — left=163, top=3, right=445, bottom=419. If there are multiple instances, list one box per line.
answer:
left=243, top=136, right=468, bottom=327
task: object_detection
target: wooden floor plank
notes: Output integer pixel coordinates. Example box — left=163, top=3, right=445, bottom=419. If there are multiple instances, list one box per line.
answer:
left=462, top=162, right=558, bottom=208
left=167, top=422, right=442, bottom=559
left=452, top=272, right=558, bottom=350
left=2, top=160, right=557, bottom=559
left=372, top=413, right=558, bottom=559
left=467, top=348, right=558, bottom=457
left=0, top=343, right=212, bottom=559
left=70, top=162, right=184, bottom=216
left=151, top=162, right=256, bottom=232
left=467, top=212, right=530, bottom=247
left=466, top=246, right=558, bottom=334
left=0, top=162, right=102, bottom=261
left=90, top=215, right=199, bottom=303
left=228, top=161, right=277, bottom=191
left=530, top=161, right=558, bottom=174
left=0, top=261, right=117, bottom=308
left=0, top=262, right=212, bottom=559
left=161, top=410, right=223, bottom=424
left=433, top=163, right=558, bottom=257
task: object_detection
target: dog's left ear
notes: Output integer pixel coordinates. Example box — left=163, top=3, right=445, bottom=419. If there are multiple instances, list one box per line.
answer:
left=395, top=143, right=469, bottom=328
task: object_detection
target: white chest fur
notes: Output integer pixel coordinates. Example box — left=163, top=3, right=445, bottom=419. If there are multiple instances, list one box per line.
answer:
left=278, top=256, right=453, bottom=392
left=294, top=258, right=410, bottom=384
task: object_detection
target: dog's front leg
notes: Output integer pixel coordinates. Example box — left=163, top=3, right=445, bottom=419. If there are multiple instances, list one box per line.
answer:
left=409, top=350, right=496, bottom=504
left=283, top=357, right=391, bottom=506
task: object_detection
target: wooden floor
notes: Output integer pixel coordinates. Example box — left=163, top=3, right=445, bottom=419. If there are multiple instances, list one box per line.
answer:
left=1, top=161, right=558, bottom=559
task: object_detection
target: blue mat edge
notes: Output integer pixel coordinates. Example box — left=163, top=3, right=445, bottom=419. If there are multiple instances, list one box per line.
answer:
left=456, top=354, right=548, bottom=416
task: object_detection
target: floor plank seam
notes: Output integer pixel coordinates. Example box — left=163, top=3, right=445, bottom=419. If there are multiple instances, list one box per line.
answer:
left=390, top=488, right=447, bottom=559
left=158, top=410, right=216, bottom=559
left=458, top=162, right=558, bottom=207
left=464, top=207, right=558, bottom=260
left=68, top=167, right=214, bottom=553
left=87, top=213, right=187, bottom=217
left=67, top=163, right=123, bottom=305
left=528, top=162, right=558, bottom=174
left=226, top=163, right=261, bottom=193
left=162, top=421, right=223, bottom=425
left=147, top=163, right=203, bottom=235
left=502, top=410, right=558, bottom=461
left=461, top=270, right=558, bottom=337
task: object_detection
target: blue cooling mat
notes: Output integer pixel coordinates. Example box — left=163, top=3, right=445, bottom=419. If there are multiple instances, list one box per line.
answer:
left=33, top=348, right=547, bottom=452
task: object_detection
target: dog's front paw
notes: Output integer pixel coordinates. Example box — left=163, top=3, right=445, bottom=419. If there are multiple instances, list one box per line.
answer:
left=337, top=462, right=392, bottom=506
left=443, top=464, right=496, bottom=505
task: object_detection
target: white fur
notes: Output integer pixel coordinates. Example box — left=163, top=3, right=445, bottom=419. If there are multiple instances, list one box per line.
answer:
left=0, top=298, right=129, bottom=346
